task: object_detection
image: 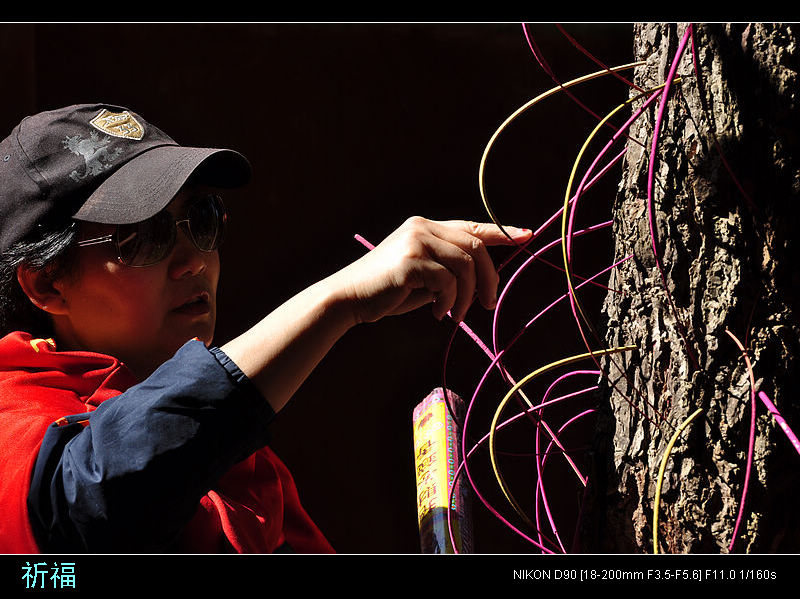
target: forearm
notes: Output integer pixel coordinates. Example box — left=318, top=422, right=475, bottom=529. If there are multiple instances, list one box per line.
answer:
left=220, top=272, right=357, bottom=414
left=220, top=218, right=532, bottom=414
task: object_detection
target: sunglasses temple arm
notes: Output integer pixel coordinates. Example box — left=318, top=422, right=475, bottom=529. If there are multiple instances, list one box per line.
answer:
left=76, top=234, right=114, bottom=247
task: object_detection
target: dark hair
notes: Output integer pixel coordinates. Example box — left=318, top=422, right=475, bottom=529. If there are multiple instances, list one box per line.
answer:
left=0, top=221, right=78, bottom=338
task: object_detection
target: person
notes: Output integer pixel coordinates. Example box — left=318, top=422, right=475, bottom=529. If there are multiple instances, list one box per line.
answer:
left=0, top=103, right=532, bottom=553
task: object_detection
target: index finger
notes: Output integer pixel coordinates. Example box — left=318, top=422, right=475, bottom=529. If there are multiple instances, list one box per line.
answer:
left=437, top=220, right=533, bottom=246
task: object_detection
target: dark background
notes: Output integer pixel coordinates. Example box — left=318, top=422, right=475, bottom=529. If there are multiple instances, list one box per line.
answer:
left=0, top=22, right=635, bottom=553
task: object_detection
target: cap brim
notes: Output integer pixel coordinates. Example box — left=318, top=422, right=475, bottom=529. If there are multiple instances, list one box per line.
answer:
left=72, top=145, right=251, bottom=224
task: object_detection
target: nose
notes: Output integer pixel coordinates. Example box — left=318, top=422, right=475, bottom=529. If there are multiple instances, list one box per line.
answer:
left=167, top=224, right=213, bottom=279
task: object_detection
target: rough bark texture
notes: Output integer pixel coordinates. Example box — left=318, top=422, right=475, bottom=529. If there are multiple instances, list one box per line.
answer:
left=580, top=23, right=800, bottom=553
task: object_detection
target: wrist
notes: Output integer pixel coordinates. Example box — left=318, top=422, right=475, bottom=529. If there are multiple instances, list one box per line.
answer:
left=317, top=270, right=363, bottom=331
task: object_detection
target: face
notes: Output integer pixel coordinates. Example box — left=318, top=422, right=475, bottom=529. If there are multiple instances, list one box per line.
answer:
left=50, top=185, right=221, bottom=380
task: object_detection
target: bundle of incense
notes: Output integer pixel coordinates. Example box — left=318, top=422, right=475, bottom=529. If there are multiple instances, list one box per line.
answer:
left=412, top=387, right=473, bottom=553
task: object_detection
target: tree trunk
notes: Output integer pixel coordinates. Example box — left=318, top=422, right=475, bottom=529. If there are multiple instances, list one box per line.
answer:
left=580, top=23, right=800, bottom=553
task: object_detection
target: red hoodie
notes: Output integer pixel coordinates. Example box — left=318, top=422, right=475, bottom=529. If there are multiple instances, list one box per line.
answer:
left=0, top=331, right=334, bottom=554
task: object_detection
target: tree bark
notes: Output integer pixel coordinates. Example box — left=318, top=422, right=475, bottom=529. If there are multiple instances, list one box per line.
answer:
left=580, top=23, right=800, bottom=553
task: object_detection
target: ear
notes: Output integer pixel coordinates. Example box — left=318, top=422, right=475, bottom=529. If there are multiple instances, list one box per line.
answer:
left=16, top=264, right=70, bottom=316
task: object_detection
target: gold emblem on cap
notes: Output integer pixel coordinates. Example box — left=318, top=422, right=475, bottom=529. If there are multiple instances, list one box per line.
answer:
left=89, top=109, right=145, bottom=140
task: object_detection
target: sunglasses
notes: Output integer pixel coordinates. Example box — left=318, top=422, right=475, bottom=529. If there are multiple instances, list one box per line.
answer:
left=76, top=193, right=227, bottom=267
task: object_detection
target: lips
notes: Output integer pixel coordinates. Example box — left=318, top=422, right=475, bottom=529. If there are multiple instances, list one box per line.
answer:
left=172, top=291, right=212, bottom=316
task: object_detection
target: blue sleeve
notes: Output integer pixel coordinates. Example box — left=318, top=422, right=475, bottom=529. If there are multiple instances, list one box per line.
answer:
left=26, top=340, right=275, bottom=553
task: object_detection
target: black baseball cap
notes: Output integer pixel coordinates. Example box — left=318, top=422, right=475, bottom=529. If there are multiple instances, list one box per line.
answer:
left=0, top=103, right=252, bottom=252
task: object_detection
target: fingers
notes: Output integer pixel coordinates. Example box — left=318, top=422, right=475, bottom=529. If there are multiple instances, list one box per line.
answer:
left=431, top=226, right=498, bottom=313
left=416, top=237, right=477, bottom=322
left=424, top=261, right=460, bottom=322
left=400, top=217, right=532, bottom=323
left=438, top=220, right=532, bottom=246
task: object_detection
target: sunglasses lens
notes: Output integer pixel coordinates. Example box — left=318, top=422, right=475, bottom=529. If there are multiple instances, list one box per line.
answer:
left=187, top=194, right=225, bottom=251
left=113, top=194, right=225, bottom=266
left=117, top=212, right=175, bottom=266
